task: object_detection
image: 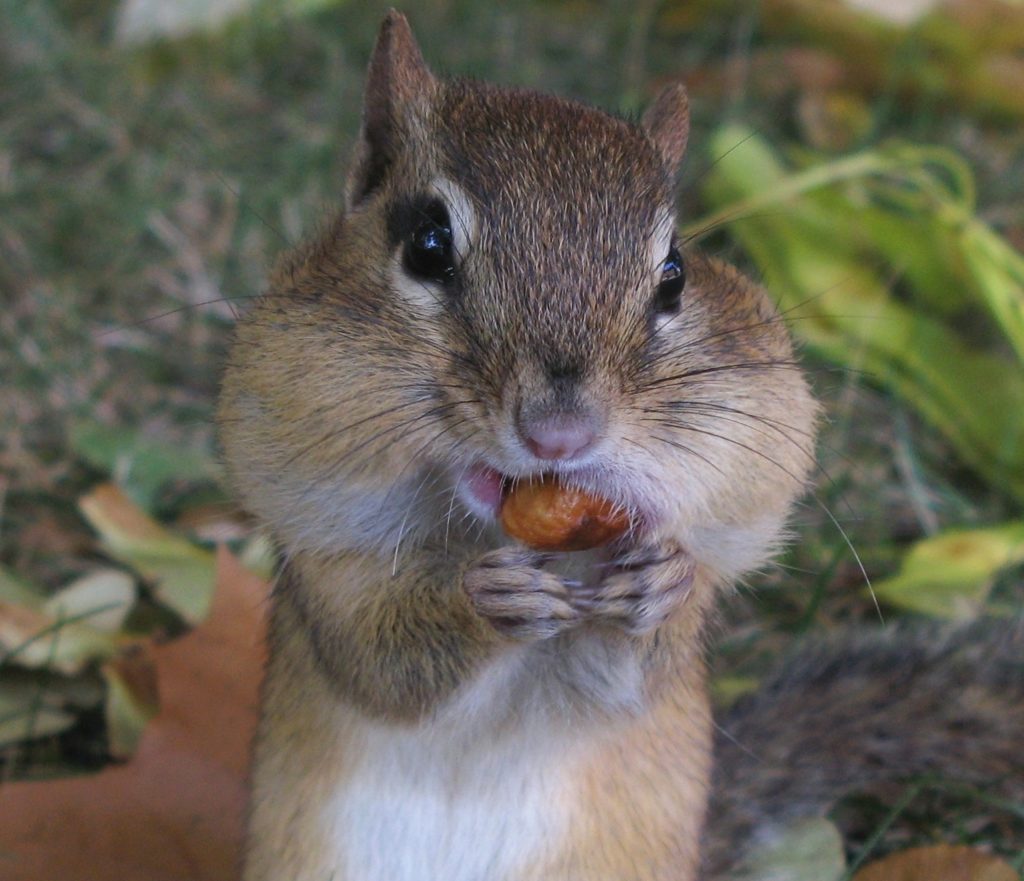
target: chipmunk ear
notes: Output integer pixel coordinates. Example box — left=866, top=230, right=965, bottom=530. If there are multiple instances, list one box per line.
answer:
left=642, top=82, right=690, bottom=175
left=347, top=10, right=437, bottom=207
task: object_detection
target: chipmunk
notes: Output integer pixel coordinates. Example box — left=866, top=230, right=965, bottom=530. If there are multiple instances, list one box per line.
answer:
left=218, top=10, right=1022, bottom=880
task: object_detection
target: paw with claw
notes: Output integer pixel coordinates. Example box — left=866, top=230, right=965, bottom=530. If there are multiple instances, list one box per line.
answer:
left=571, top=542, right=695, bottom=636
left=464, top=547, right=581, bottom=642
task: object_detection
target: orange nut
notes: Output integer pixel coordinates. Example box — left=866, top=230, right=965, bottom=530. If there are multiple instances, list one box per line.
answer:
left=499, top=476, right=630, bottom=552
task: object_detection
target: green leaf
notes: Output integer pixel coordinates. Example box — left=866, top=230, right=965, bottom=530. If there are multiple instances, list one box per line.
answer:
left=0, top=680, right=76, bottom=748
left=79, top=484, right=217, bottom=625
left=44, top=570, right=136, bottom=635
left=872, top=523, right=1024, bottom=619
left=0, top=602, right=122, bottom=675
left=0, top=566, right=46, bottom=611
left=959, top=219, right=1024, bottom=364
left=699, top=128, right=1024, bottom=500
left=70, top=420, right=219, bottom=512
left=102, top=651, right=159, bottom=760
left=726, top=817, right=847, bottom=881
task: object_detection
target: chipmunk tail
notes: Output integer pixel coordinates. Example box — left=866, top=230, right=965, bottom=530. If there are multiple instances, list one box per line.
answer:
left=704, top=617, right=1024, bottom=878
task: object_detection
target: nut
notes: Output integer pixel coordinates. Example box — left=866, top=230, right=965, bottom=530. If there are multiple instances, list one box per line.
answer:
left=499, top=476, right=630, bottom=552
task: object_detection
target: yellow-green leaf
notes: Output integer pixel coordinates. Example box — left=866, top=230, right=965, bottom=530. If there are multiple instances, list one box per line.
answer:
left=0, top=566, right=45, bottom=611
left=0, top=679, right=77, bottom=748
left=44, top=570, right=136, bottom=635
left=872, top=523, right=1024, bottom=619
left=102, top=649, right=160, bottom=760
left=726, top=817, right=847, bottom=881
left=79, top=484, right=216, bottom=625
left=0, top=601, right=121, bottom=675
left=699, top=127, right=1024, bottom=500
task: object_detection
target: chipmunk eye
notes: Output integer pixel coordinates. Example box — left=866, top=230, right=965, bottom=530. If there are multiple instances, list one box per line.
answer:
left=403, top=199, right=456, bottom=283
left=654, top=245, right=685, bottom=316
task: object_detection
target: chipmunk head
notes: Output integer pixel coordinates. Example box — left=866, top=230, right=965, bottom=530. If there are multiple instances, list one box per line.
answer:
left=219, top=11, right=816, bottom=580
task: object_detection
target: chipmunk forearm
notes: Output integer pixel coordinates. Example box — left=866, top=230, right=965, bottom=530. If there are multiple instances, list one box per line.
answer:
left=281, top=546, right=503, bottom=720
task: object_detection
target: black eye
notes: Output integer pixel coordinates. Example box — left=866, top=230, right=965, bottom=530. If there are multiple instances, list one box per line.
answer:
left=654, top=246, right=685, bottom=316
left=403, top=200, right=455, bottom=283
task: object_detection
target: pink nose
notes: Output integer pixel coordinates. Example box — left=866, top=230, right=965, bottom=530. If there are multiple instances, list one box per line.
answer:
left=520, top=415, right=597, bottom=461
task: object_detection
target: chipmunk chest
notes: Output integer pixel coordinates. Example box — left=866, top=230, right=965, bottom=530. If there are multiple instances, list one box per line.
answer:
left=325, top=718, right=574, bottom=881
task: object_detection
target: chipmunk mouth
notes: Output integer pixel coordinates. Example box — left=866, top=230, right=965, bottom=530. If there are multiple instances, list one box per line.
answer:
left=455, top=460, right=652, bottom=537
left=458, top=462, right=506, bottom=520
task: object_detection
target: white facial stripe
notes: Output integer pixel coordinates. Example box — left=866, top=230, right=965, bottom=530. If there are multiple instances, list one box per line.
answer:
left=650, top=211, right=681, bottom=331
left=650, top=211, right=676, bottom=275
left=430, top=176, right=477, bottom=264
left=391, top=263, right=443, bottom=312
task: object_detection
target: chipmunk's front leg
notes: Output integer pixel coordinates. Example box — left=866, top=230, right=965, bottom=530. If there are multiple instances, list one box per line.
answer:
left=282, top=543, right=584, bottom=720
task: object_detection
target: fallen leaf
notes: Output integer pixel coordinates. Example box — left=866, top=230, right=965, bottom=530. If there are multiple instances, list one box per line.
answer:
left=44, top=569, right=136, bottom=634
left=0, top=567, right=45, bottom=610
left=70, top=420, right=219, bottom=513
left=0, top=547, right=270, bottom=881
left=0, top=599, right=120, bottom=675
left=844, top=0, right=939, bottom=25
left=0, top=679, right=76, bottom=749
left=102, top=647, right=160, bottom=760
left=872, top=522, right=1024, bottom=619
left=79, top=483, right=217, bottom=624
left=726, top=817, right=847, bottom=881
left=852, top=844, right=1018, bottom=881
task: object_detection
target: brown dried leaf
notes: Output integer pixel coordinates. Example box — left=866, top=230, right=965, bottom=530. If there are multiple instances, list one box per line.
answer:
left=0, top=547, right=269, bottom=881
left=853, top=845, right=1018, bottom=881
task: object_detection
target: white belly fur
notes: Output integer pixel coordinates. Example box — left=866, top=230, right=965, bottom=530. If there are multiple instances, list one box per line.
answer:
left=322, top=649, right=595, bottom=881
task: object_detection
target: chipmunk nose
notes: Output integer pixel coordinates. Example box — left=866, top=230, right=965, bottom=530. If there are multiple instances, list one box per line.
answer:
left=516, top=359, right=603, bottom=461
left=518, top=413, right=598, bottom=461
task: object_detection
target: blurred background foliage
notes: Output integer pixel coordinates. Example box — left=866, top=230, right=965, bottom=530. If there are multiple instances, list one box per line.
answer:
left=1, top=0, right=1023, bottom=866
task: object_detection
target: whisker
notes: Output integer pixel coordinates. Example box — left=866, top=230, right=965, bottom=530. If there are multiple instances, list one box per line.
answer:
left=444, top=456, right=476, bottom=553
left=645, top=432, right=726, bottom=477
left=276, top=378, right=479, bottom=469
left=642, top=416, right=877, bottom=610
left=168, top=130, right=292, bottom=246
left=95, top=293, right=294, bottom=337
left=386, top=423, right=481, bottom=573
left=642, top=359, right=806, bottom=391
left=308, top=399, right=482, bottom=493
left=280, top=396, right=435, bottom=470
left=659, top=399, right=860, bottom=510
left=644, top=407, right=856, bottom=523
left=682, top=209, right=795, bottom=245
left=680, top=127, right=765, bottom=197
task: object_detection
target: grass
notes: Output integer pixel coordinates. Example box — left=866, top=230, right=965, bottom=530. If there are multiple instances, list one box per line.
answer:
left=2, top=0, right=1023, bottom=868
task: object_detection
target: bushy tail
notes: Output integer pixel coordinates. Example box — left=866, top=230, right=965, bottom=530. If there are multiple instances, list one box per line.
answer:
left=703, top=617, right=1024, bottom=878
